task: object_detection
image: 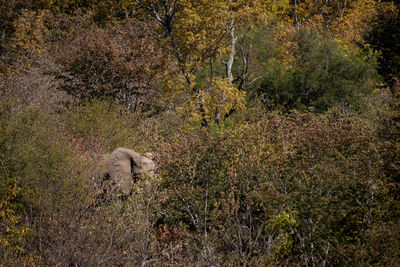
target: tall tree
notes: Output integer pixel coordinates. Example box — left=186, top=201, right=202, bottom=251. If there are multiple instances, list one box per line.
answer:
left=135, top=0, right=288, bottom=126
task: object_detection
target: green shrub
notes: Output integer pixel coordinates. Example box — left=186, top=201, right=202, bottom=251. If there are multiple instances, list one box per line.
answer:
left=256, top=29, right=380, bottom=112
left=365, top=4, right=400, bottom=81
left=65, top=99, right=159, bottom=153
left=0, top=99, right=94, bottom=264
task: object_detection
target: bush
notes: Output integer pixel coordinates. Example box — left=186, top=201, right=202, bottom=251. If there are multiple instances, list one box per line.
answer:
left=155, top=105, right=393, bottom=265
left=55, top=19, right=170, bottom=112
left=364, top=4, right=400, bottom=80
left=256, top=29, right=380, bottom=112
left=0, top=99, right=94, bottom=265
left=65, top=99, right=163, bottom=154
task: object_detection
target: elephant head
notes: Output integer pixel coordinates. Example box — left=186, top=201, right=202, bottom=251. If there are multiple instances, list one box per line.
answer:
left=103, top=147, right=156, bottom=196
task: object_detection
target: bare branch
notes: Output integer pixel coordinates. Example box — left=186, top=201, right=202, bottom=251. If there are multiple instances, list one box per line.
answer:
left=236, top=43, right=251, bottom=91
left=223, top=19, right=238, bottom=83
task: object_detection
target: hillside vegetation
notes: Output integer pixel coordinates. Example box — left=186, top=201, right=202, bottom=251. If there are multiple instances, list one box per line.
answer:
left=1, top=0, right=400, bottom=265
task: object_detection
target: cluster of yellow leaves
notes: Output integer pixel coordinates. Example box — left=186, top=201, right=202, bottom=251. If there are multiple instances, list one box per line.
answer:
left=174, top=1, right=227, bottom=69
left=290, top=0, right=355, bottom=25
left=0, top=178, right=31, bottom=255
left=172, top=0, right=289, bottom=70
left=276, top=0, right=391, bottom=65
left=174, top=75, right=245, bottom=126
left=274, top=26, right=299, bottom=67
left=332, top=0, right=396, bottom=48
left=198, top=77, right=246, bottom=123
left=285, top=0, right=398, bottom=50
left=10, top=9, right=49, bottom=67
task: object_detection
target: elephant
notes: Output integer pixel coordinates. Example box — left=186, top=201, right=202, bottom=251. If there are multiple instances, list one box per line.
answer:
left=101, top=147, right=156, bottom=197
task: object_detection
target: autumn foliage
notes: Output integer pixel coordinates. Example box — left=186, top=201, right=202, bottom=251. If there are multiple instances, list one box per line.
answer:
left=1, top=0, right=400, bottom=265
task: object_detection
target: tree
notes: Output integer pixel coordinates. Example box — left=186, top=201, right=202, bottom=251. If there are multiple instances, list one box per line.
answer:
left=55, top=19, right=169, bottom=112
left=364, top=3, right=400, bottom=80
left=135, top=0, right=288, bottom=126
left=256, top=29, right=379, bottom=112
left=288, top=0, right=376, bottom=29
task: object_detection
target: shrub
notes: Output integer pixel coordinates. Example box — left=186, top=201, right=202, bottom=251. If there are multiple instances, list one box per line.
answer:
left=364, top=4, right=400, bottom=80
left=0, top=98, right=94, bottom=265
left=256, top=29, right=380, bottom=112
left=55, top=19, right=170, bottom=112
left=65, top=99, right=163, bottom=154
left=156, top=106, right=390, bottom=265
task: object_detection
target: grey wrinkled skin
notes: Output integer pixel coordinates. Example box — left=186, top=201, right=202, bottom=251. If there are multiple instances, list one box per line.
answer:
left=103, top=148, right=156, bottom=196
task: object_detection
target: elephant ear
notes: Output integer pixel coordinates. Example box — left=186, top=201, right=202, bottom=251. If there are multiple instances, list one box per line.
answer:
left=107, top=148, right=156, bottom=196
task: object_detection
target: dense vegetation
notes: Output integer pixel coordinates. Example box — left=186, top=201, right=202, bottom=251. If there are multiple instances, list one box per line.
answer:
left=1, top=0, right=399, bottom=265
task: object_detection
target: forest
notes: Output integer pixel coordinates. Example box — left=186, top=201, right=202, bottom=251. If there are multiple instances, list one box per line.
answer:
left=0, top=0, right=399, bottom=265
